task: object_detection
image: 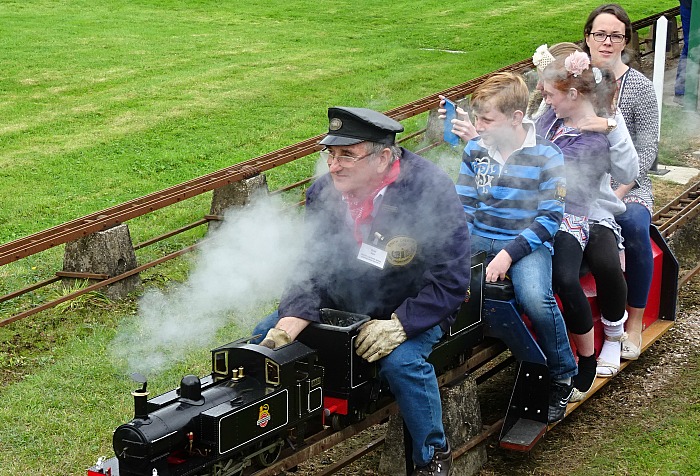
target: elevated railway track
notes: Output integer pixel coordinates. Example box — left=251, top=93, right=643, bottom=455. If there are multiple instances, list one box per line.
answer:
left=652, top=180, right=700, bottom=239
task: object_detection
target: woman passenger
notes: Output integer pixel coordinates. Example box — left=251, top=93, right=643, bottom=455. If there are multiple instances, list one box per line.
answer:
left=582, top=3, right=658, bottom=362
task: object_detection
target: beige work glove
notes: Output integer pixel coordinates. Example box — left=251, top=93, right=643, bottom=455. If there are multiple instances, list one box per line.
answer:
left=354, top=313, right=407, bottom=363
left=260, top=328, right=292, bottom=349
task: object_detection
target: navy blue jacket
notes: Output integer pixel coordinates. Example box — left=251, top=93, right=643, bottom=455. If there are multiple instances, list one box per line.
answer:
left=278, top=148, right=471, bottom=338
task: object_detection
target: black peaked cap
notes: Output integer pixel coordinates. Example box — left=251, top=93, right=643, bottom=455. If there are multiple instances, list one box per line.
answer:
left=319, top=107, right=404, bottom=146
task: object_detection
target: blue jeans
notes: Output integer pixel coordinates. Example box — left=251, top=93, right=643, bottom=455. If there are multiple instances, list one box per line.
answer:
left=251, top=312, right=446, bottom=467
left=616, top=203, right=653, bottom=308
left=250, top=311, right=281, bottom=344
left=675, top=2, right=691, bottom=96
left=471, top=235, right=577, bottom=380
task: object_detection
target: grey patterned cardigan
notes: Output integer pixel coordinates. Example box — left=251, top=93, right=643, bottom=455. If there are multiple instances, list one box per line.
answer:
left=612, top=68, right=658, bottom=212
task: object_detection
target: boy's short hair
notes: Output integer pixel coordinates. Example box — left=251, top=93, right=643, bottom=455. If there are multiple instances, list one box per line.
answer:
left=471, top=72, right=529, bottom=116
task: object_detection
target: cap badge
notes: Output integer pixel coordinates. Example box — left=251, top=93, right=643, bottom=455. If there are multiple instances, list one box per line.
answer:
left=329, top=118, right=343, bottom=131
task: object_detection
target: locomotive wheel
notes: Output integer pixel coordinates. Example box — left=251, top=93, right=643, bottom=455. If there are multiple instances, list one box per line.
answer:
left=255, top=440, right=283, bottom=467
left=331, top=413, right=347, bottom=431
left=206, top=458, right=244, bottom=476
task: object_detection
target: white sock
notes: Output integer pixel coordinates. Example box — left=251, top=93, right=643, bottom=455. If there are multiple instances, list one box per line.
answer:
left=597, top=339, right=621, bottom=369
left=597, top=316, right=625, bottom=373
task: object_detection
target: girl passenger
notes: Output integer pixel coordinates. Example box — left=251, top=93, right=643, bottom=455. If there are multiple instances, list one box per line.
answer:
left=536, top=52, right=628, bottom=398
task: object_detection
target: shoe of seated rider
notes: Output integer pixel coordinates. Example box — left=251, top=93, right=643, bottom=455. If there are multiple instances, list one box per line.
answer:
left=411, top=441, right=452, bottom=476
left=570, top=353, right=596, bottom=402
left=548, top=380, right=574, bottom=423
left=621, top=332, right=642, bottom=360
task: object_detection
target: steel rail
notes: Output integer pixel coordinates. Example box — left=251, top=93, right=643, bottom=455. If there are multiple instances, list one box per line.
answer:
left=133, top=218, right=210, bottom=250
left=0, top=241, right=204, bottom=327
left=309, top=435, right=385, bottom=476
left=660, top=199, right=700, bottom=238
left=652, top=180, right=700, bottom=238
left=0, top=276, right=61, bottom=304
left=680, top=261, right=700, bottom=288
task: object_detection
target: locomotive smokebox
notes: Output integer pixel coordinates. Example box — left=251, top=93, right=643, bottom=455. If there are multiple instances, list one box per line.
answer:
left=130, top=373, right=149, bottom=420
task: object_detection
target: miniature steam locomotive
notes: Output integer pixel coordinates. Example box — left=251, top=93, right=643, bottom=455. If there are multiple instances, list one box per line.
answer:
left=91, top=340, right=323, bottom=476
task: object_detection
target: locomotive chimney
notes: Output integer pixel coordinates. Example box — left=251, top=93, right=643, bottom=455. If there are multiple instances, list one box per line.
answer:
left=130, top=373, right=149, bottom=420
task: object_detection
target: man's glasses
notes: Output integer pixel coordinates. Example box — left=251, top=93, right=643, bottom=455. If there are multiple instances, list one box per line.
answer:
left=320, top=148, right=375, bottom=167
left=589, top=32, right=626, bottom=43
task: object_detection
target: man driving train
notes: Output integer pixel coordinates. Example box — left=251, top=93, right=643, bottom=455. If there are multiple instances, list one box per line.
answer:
left=251, top=106, right=471, bottom=476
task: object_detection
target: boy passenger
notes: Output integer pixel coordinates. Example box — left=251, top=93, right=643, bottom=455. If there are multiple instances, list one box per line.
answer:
left=455, top=72, right=577, bottom=423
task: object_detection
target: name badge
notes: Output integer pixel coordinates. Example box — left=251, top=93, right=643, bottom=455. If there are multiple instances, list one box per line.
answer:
left=357, top=243, right=387, bottom=269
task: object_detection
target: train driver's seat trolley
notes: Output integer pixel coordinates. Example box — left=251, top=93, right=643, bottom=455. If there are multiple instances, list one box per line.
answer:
left=482, top=226, right=679, bottom=451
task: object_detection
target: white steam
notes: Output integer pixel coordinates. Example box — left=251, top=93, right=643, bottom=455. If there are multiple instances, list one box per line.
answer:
left=111, top=196, right=306, bottom=375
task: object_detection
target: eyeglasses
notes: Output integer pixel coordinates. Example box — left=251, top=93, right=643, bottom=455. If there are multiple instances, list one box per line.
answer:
left=320, top=148, right=375, bottom=167
left=589, top=32, right=626, bottom=43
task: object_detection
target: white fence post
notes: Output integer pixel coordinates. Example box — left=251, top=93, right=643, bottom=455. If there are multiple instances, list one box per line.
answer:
left=653, top=15, right=668, bottom=139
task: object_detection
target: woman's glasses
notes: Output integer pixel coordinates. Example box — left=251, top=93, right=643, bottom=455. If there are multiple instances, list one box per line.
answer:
left=589, top=32, right=626, bottom=43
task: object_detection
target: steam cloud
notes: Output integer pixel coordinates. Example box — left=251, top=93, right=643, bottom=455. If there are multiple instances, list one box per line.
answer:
left=111, top=196, right=306, bottom=375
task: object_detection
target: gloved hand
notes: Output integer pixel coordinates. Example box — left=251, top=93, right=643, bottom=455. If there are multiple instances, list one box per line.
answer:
left=260, top=328, right=292, bottom=349
left=355, top=313, right=407, bottom=362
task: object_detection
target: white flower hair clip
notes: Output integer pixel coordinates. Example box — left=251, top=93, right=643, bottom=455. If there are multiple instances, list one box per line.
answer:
left=532, top=44, right=556, bottom=72
left=564, top=51, right=591, bottom=77
left=592, top=67, right=602, bottom=84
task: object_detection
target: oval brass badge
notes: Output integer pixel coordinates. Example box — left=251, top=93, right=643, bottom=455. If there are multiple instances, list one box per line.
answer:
left=329, top=118, right=343, bottom=131
left=385, top=236, right=417, bottom=266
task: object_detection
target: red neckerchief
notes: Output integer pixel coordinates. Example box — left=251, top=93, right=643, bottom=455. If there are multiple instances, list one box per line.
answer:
left=343, top=159, right=401, bottom=244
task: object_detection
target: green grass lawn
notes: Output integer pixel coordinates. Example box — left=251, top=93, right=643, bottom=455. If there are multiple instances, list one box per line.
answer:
left=0, top=0, right=673, bottom=243
left=2, top=1, right=696, bottom=475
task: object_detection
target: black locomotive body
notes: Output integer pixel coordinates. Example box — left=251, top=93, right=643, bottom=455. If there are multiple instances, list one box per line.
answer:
left=92, top=341, right=323, bottom=476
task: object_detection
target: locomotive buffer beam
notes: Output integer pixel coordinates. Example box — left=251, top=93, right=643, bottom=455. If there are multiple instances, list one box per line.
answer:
left=482, top=287, right=549, bottom=452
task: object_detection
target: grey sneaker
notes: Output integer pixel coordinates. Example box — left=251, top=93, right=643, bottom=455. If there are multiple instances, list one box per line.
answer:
left=548, top=380, right=574, bottom=423
left=412, top=441, right=452, bottom=476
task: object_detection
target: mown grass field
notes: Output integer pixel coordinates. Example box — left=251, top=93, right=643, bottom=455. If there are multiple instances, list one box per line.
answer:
left=0, top=0, right=674, bottom=242
left=2, top=1, right=698, bottom=475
